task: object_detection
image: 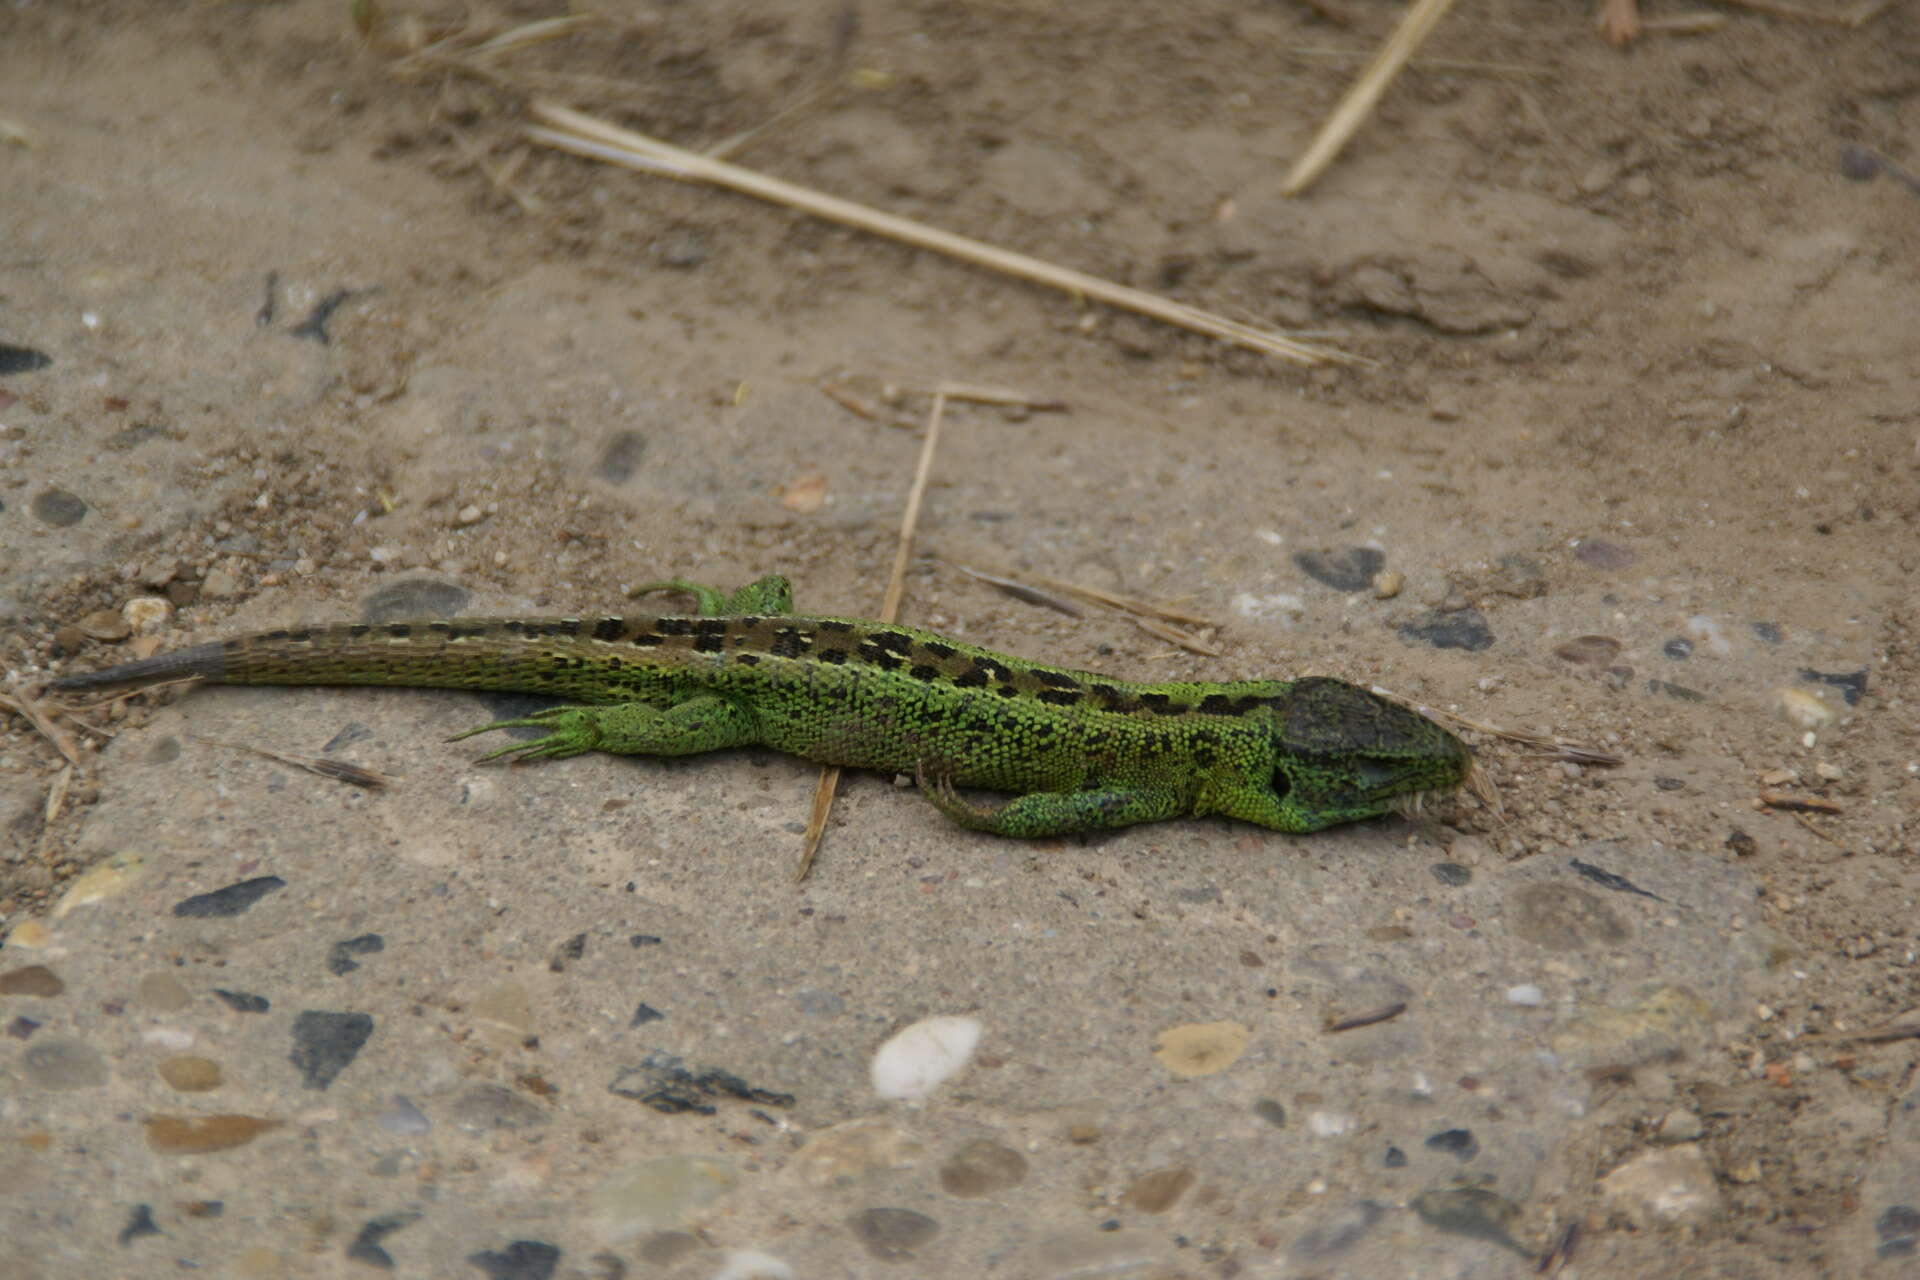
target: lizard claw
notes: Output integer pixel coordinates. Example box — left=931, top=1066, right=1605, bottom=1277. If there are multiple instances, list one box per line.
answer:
left=914, top=761, right=1008, bottom=829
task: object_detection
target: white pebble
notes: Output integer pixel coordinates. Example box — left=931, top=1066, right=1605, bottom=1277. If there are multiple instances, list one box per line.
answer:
left=871, top=1015, right=982, bottom=1100
left=1506, top=984, right=1543, bottom=1006
left=1307, top=1111, right=1354, bottom=1137
left=122, top=596, right=172, bottom=635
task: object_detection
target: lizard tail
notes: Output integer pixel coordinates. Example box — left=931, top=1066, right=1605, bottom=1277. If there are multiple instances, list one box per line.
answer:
left=49, top=643, right=228, bottom=689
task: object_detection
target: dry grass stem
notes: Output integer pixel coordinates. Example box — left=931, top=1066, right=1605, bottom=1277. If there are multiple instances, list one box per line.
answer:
left=1283, top=0, right=1464, bottom=196
left=528, top=101, right=1358, bottom=367
left=2, top=684, right=82, bottom=767
left=797, top=389, right=954, bottom=882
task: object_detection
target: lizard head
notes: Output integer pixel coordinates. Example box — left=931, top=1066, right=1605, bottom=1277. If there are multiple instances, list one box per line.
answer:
left=1262, top=677, right=1472, bottom=832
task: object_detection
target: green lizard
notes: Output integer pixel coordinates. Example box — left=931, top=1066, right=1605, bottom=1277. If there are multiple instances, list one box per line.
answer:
left=50, top=575, right=1471, bottom=837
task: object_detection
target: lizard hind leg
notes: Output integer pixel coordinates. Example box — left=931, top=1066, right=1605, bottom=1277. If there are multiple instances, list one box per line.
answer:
left=915, top=766, right=1183, bottom=838
left=630, top=575, right=794, bottom=616
left=451, top=695, right=758, bottom=764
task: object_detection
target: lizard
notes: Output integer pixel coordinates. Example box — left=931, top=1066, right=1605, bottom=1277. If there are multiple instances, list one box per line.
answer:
left=49, top=574, right=1472, bottom=838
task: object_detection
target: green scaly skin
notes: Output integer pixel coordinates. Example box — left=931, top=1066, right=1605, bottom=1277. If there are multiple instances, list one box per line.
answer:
left=50, top=575, right=1472, bottom=837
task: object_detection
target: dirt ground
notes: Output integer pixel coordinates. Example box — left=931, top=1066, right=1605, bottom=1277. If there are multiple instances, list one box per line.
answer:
left=3, top=1, right=1919, bottom=1276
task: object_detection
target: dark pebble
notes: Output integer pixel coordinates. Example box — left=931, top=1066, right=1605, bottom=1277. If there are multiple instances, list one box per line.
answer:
left=1384, top=1146, right=1407, bottom=1168
left=346, top=1212, right=420, bottom=1269
left=467, top=1240, right=561, bottom=1280
left=1571, top=538, right=1636, bottom=570
left=1429, top=862, right=1472, bottom=887
left=1877, top=1205, right=1920, bottom=1258
left=7, top=1016, right=41, bottom=1039
left=362, top=578, right=470, bottom=623
left=1800, top=668, right=1867, bottom=706
left=1294, top=547, right=1386, bottom=593
left=1840, top=144, right=1883, bottom=181
left=1254, top=1099, right=1287, bottom=1128
left=173, top=876, right=286, bottom=918
left=289, top=1010, right=375, bottom=1089
left=1751, top=621, right=1783, bottom=644
left=328, top=933, right=385, bottom=976
left=1398, top=608, right=1494, bottom=652
left=628, top=1003, right=665, bottom=1027
left=1489, top=553, right=1547, bottom=599
left=0, top=343, right=53, bottom=374
left=1424, top=1128, right=1479, bottom=1160
left=1654, top=777, right=1686, bottom=792
left=847, top=1207, right=940, bottom=1261
left=118, top=1203, right=162, bottom=1247
left=1725, top=829, right=1757, bottom=857
left=550, top=932, right=589, bottom=972
left=212, top=989, right=271, bottom=1014
left=288, top=288, right=350, bottom=343
left=1662, top=637, right=1693, bottom=660
left=1410, top=1187, right=1526, bottom=1253
left=629, top=934, right=663, bottom=947
left=594, top=429, right=650, bottom=484
left=30, top=487, right=88, bottom=527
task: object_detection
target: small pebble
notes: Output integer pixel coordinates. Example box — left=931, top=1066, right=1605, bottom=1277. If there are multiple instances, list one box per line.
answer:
left=173, top=876, right=286, bottom=918
left=1425, top=1128, right=1479, bottom=1160
left=938, top=1138, right=1028, bottom=1198
left=1659, top=1109, right=1705, bottom=1142
left=289, top=1010, right=375, bottom=1089
left=1663, top=637, right=1693, bottom=659
left=871, top=1015, right=982, bottom=1100
left=123, top=596, right=172, bottom=635
left=1775, top=688, right=1835, bottom=730
left=1554, top=635, right=1622, bottom=667
left=1398, top=608, right=1495, bottom=652
left=1572, top=537, right=1636, bottom=569
left=136, top=972, right=189, bottom=1011
left=1124, top=1166, right=1196, bottom=1214
left=847, top=1207, right=940, bottom=1261
left=157, top=1055, right=223, bottom=1092
left=78, top=608, right=131, bottom=641
left=0, top=965, right=64, bottom=997
left=1371, top=570, right=1403, bottom=599
left=1150, top=1020, right=1248, bottom=1078
left=1294, top=547, right=1386, bottom=593
left=143, top=1114, right=278, bottom=1154
left=465, top=1240, right=560, bottom=1280
left=375, top=1094, right=431, bottom=1136
left=31, top=487, right=88, bottom=527
left=1506, top=984, right=1543, bottom=1006
left=1600, top=1145, right=1723, bottom=1226
left=711, top=1252, right=794, bottom=1280
left=456, top=504, right=485, bottom=526
left=450, top=1082, right=549, bottom=1132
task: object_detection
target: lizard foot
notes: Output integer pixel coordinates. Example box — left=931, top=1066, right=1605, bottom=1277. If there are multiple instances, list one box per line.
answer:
left=448, top=706, right=603, bottom=763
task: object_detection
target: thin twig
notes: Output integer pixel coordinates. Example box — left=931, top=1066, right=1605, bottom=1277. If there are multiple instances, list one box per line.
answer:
left=796, top=390, right=953, bottom=882
left=1709, top=0, right=1889, bottom=25
left=193, top=737, right=393, bottom=789
left=1, top=683, right=82, bottom=767
left=527, top=102, right=1359, bottom=367
left=1283, top=0, right=1464, bottom=196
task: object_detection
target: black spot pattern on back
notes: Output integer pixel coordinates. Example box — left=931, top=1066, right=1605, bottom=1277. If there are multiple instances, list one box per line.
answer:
left=919, top=639, right=956, bottom=659
left=770, top=629, right=811, bottom=658
left=734, top=653, right=761, bottom=666
left=1036, top=688, right=1081, bottom=706
left=655, top=618, right=694, bottom=636
left=385, top=624, right=413, bottom=638
left=816, top=648, right=850, bottom=665
left=952, top=667, right=990, bottom=689
left=866, top=631, right=915, bottom=656
left=630, top=632, right=665, bottom=647
left=1031, top=669, right=1080, bottom=689
left=693, top=633, right=725, bottom=654
left=818, top=619, right=855, bottom=633
left=908, top=665, right=939, bottom=683
left=593, top=618, right=625, bottom=642
left=347, top=624, right=371, bottom=638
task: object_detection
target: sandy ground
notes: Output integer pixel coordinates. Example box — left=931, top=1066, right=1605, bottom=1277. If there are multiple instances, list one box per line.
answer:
left=2, top=2, right=1918, bottom=1277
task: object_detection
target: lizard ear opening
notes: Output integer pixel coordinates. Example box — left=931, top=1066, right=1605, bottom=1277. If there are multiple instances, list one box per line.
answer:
left=1270, top=767, right=1293, bottom=801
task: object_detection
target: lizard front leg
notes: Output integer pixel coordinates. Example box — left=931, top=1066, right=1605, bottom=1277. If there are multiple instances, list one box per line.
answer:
left=451, top=695, right=757, bottom=763
left=916, top=767, right=1184, bottom=837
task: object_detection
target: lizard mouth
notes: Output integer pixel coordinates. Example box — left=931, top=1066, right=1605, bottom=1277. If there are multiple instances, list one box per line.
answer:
left=1387, top=756, right=1490, bottom=823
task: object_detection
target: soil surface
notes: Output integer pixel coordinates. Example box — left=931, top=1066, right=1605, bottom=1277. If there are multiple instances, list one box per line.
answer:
left=2, top=2, right=1918, bottom=1277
